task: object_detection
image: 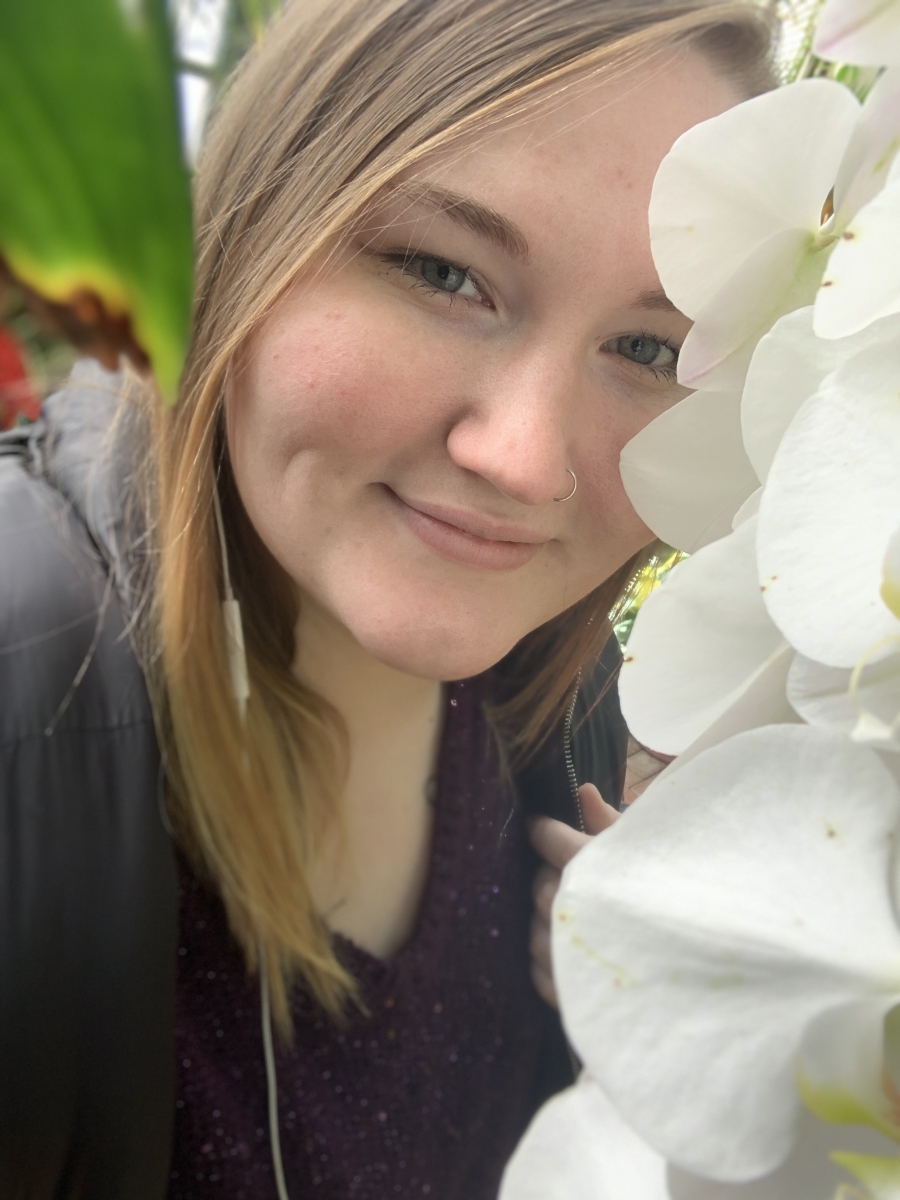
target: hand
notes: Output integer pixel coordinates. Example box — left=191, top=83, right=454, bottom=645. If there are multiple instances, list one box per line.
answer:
left=623, top=734, right=673, bottom=807
left=528, top=783, right=619, bottom=1009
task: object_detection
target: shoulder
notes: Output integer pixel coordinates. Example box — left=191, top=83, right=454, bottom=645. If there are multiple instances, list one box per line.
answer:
left=0, top=405, right=176, bottom=1196
left=0, top=405, right=151, bottom=749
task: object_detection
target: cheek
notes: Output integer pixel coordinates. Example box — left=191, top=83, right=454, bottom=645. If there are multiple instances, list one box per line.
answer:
left=576, top=403, right=658, bottom=559
left=234, top=316, right=415, bottom=475
left=230, top=302, right=454, bottom=488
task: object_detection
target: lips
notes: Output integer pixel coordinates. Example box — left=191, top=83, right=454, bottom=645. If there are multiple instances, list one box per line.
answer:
left=384, top=487, right=550, bottom=572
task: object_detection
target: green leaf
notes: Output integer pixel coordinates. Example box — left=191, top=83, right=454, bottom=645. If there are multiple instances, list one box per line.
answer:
left=235, top=0, right=282, bottom=41
left=0, top=0, right=193, bottom=400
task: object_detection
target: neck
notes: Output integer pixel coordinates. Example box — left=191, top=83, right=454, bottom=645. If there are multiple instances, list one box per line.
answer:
left=292, top=592, right=444, bottom=956
left=292, top=591, right=441, bottom=739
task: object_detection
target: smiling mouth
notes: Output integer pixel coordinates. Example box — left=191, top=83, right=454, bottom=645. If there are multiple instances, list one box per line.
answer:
left=383, top=486, right=550, bottom=572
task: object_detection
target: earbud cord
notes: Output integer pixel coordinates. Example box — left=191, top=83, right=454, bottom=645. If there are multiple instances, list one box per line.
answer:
left=212, top=485, right=291, bottom=1200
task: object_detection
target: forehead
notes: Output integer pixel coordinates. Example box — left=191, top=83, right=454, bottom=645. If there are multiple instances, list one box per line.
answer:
left=403, top=51, right=739, bottom=253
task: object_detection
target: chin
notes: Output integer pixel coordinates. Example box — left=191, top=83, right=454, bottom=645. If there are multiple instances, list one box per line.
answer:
left=343, top=604, right=524, bottom=682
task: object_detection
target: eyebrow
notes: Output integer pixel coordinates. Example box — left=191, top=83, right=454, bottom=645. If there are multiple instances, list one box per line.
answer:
left=631, top=289, right=678, bottom=312
left=378, top=181, right=530, bottom=263
left=370, top=186, right=683, bottom=315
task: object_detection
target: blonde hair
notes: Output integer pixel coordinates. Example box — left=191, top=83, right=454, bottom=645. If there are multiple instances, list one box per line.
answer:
left=146, top=0, right=776, bottom=1030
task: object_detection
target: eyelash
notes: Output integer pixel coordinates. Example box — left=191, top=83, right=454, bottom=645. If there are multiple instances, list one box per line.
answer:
left=377, top=251, right=490, bottom=306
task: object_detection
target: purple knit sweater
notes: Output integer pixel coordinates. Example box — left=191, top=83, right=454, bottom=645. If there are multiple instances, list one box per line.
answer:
left=168, top=676, right=572, bottom=1200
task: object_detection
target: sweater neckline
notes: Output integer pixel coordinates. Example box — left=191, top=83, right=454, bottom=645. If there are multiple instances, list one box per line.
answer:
left=331, top=676, right=480, bottom=992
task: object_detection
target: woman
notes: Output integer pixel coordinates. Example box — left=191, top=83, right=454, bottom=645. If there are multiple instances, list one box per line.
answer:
left=0, top=1, right=775, bottom=1197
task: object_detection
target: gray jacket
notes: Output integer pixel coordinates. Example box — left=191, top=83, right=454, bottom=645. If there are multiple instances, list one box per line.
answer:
left=0, top=362, right=625, bottom=1200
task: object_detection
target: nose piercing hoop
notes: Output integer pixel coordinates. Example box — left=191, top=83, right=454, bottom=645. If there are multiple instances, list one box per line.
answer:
left=554, top=469, right=577, bottom=503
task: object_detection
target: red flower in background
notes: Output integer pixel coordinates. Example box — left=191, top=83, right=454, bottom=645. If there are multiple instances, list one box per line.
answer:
left=0, top=327, right=40, bottom=429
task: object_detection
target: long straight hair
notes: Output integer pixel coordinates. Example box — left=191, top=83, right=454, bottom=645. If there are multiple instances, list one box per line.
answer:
left=144, top=0, right=777, bottom=1030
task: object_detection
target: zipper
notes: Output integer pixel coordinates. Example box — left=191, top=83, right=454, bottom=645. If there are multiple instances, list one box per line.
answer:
left=563, top=668, right=584, bottom=833
left=563, top=667, right=586, bottom=1083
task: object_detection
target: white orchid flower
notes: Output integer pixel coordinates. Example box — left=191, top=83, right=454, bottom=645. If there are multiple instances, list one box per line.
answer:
left=499, top=1077, right=668, bottom=1200
left=816, top=149, right=900, bottom=339
left=649, top=72, right=900, bottom=390
left=619, top=305, right=897, bottom=551
left=550, top=725, right=900, bottom=1185
left=500, top=1075, right=900, bottom=1200
left=814, top=0, right=900, bottom=66
left=619, top=512, right=900, bottom=759
left=619, top=388, right=757, bottom=553
left=618, top=516, right=793, bottom=756
left=740, top=307, right=897, bottom=483
left=788, top=651, right=900, bottom=753
left=757, top=332, right=900, bottom=669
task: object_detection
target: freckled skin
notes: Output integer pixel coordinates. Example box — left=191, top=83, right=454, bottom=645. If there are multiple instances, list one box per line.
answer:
left=227, top=55, right=740, bottom=682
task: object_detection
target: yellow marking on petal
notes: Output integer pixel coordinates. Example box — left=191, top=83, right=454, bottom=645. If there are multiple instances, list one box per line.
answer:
left=873, top=137, right=900, bottom=179
left=798, top=1070, right=900, bottom=1143
left=568, top=934, right=636, bottom=989
left=822, top=188, right=836, bottom=225
left=708, top=971, right=745, bottom=989
left=848, top=635, right=900, bottom=747
left=881, top=579, right=900, bottom=621
left=832, top=1152, right=900, bottom=1200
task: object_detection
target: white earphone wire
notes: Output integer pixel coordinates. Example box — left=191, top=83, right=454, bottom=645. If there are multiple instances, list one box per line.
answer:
left=212, top=481, right=290, bottom=1200
left=260, top=947, right=292, bottom=1200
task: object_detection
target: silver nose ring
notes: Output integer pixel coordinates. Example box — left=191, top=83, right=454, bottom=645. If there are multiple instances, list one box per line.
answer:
left=553, top=469, right=577, bottom=503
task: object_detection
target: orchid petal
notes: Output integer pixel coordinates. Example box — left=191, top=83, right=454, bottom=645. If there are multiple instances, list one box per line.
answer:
left=669, top=1111, right=899, bottom=1199
left=620, top=390, right=757, bottom=552
left=788, top=652, right=900, bottom=753
left=740, top=307, right=889, bottom=482
left=619, top=519, right=788, bottom=755
left=676, top=229, right=827, bottom=390
left=834, top=69, right=900, bottom=221
left=884, top=526, right=900, bottom=619
left=658, top=645, right=798, bottom=776
left=815, top=0, right=900, bottom=68
left=554, top=725, right=900, bottom=1181
left=744, top=309, right=900, bottom=481
left=798, top=999, right=900, bottom=1140
left=757, top=340, right=900, bottom=667
left=501, top=1078, right=898, bottom=1200
left=732, top=487, right=762, bottom=529
left=830, top=1152, right=900, bottom=1200
left=499, top=1079, right=669, bottom=1200
left=816, top=173, right=900, bottom=339
left=649, top=79, right=860, bottom=320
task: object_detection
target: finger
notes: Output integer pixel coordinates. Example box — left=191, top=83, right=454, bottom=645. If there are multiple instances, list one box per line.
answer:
left=529, top=816, right=591, bottom=871
left=530, top=914, right=552, bottom=970
left=623, top=735, right=674, bottom=808
left=530, top=959, right=559, bottom=1009
left=532, top=864, right=560, bottom=920
left=578, top=782, right=620, bottom=835
left=529, top=917, right=558, bottom=1008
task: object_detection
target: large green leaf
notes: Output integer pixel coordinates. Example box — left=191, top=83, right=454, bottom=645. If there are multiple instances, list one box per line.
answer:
left=0, top=0, right=193, bottom=400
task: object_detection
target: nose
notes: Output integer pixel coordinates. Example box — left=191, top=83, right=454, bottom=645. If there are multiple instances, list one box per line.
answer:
left=445, top=349, right=574, bottom=507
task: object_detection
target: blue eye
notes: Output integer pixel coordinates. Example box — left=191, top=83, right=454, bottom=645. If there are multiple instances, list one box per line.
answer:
left=379, top=251, right=485, bottom=303
left=614, top=335, right=678, bottom=369
left=419, top=258, right=469, bottom=293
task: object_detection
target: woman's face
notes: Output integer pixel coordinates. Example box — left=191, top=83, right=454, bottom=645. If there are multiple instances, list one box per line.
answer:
left=227, top=53, right=739, bottom=680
